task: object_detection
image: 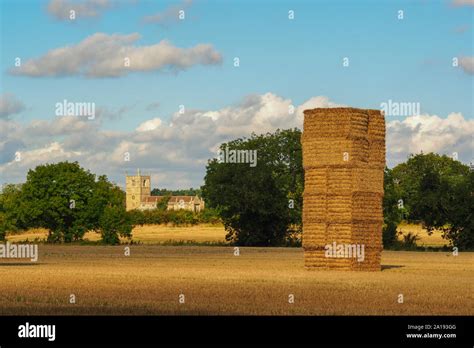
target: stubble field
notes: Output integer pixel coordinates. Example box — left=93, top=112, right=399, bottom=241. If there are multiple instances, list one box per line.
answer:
left=5, top=222, right=449, bottom=247
left=0, top=244, right=472, bottom=315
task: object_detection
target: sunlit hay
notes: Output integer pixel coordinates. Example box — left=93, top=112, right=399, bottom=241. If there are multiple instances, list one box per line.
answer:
left=302, top=108, right=385, bottom=271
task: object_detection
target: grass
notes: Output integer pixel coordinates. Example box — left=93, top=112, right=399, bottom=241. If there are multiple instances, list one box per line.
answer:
left=396, top=222, right=448, bottom=247
left=6, top=224, right=228, bottom=245
left=0, top=245, right=472, bottom=315
left=7, top=223, right=450, bottom=249
left=126, top=224, right=227, bottom=244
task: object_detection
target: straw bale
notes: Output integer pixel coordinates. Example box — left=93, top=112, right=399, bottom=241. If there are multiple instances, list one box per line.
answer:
left=303, top=193, right=383, bottom=223
left=304, top=166, right=383, bottom=195
left=304, top=248, right=382, bottom=271
left=302, top=107, right=385, bottom=271
left=302, top=138, right=369, bottom=167
left=303, top=168, right=327, bottom=194
left=302, top=221, right=382, bottom=247
left=367, top=109, right=386, bottom=141
left=303, top=108, right=369, bottom=139
left=368, top=140, right=386, bottom=166
left=351, top=192, right=384, bottom=221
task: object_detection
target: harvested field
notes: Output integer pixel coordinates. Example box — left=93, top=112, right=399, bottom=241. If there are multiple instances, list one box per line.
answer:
left=0, top=246, right=472, bottom=315
left=5, top=223, right=448, bottom=247
left=6, top=224, right=227, bottom=244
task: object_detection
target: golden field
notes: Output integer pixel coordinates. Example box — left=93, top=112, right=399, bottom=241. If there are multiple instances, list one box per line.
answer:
left=6, top=222, right=446, bottom=246
left=5, top=224, right=227, bottom=244
left=0, top=245, right=472, bottom=315
left=396, top=222, right=448, bottom=247
left=2, top=224, right=471, bottom=315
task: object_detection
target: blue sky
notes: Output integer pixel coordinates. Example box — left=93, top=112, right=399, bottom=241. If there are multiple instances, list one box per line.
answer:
left=0, top=0, right=473, bottom=188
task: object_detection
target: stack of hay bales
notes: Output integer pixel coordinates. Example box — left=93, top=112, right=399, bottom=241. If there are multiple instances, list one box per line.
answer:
left=302, top=108, right=385, bottom=271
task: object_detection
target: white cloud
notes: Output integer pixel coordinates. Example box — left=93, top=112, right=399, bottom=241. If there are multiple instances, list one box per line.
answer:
left=136, top=118, right=162, bottom=132
left=143, top=0, right=192, bottom=26
left=0, top=93, right=25, bottom=118
left=386, top=113, right=474, bottom=166
left=9, top=33, right=222, bottom=78
left=26, top=116, right=96, bottom=137
left=47, top=0, right=112, bottom=20
left=2, top=142, right=82, bottom=173
left=1, top=93, right=472, bottom=188
left=170, top=93, right=342, bottom=140
left=459, top=56, right=474, bottom=74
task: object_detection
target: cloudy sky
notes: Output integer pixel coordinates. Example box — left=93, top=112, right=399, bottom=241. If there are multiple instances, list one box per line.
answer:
left=0, top=0, right=473, bottom=189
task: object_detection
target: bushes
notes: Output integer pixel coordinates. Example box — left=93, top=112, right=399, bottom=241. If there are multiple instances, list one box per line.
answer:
left=382, top=221, right=398, bottom=248
left=0, top=213, right=5, bottom=241
left=129, top=208, right=221, bottom=226
left=98, top=206, right=133, bottom=245
left=382, top=168, right=403, bottom=248
left=400, top=232, right=420, bottom=250
left=196, top=208, right=221, bottom=224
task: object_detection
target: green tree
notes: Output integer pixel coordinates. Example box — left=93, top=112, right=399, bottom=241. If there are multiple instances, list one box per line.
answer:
left=13, top=161, right=131, bottom=243
left=412, top=162, right=473, bottom=249
left=382, top=167, right=402, bottom=248
left=19, top=162, right=97, bottom=242
left=202, top=129, right=303, bottom=246
left=442, top=170, right=474, bottom=249
left=0, top=214, right=5, bottom=241
left=98, top=205, right=133, bottom=245
left=156, top=194, right=171, bottom=211
left=392, top=153, right=468, bottom=220
left=151, top=188, right=202, bottom=196
left=0, top=184, right=25, bottom=240
left=392, top=153, right=473, bottom=249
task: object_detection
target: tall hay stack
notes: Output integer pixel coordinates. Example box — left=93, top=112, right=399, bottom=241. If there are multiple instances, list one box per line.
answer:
left=302, top=108, right=385, bottom=271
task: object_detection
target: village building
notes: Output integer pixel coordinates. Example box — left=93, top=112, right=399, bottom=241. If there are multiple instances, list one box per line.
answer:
left=167, top=195, right=205, bottom=212
left=125, top=170, right=205, bottom=212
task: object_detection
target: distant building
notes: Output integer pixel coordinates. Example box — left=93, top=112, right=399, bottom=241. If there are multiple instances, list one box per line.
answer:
left=125, top=170, right=205, bottom=212
left=167, top=195, right=205, bottom=213
left=125, top=169, right=153, bottom=211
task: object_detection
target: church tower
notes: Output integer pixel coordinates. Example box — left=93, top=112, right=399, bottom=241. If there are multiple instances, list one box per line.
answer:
left=125, top=169, right=151, bottom=211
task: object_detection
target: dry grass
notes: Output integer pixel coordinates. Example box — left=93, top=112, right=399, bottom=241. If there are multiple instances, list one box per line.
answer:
left=0, top=245, right=472, bottom=315
left=125, top=224, right=227, bottom=243
left=397, top=222, right=448, bottom=247
left=6, top=224, right=227, bottom=244
left=6, top=223, right=450, bottom=248
left=3, top=224, right=467, bottom=315
left=5, top=228, right=50, bottom=243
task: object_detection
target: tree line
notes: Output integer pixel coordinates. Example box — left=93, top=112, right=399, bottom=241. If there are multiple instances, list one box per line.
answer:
left=151, top=188, right=202, bottom=196
left=0, top=162, right=218, bottom=244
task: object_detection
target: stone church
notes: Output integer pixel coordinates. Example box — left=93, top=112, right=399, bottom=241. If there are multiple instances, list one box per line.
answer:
left=125, top=170, right=205, bottom=212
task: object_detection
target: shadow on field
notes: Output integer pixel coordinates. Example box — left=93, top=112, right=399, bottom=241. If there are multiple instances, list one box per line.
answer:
left=0, top=262, right=41, bottom=267
left=381, top=265, right=404, bottom=270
